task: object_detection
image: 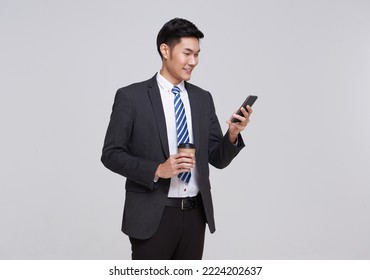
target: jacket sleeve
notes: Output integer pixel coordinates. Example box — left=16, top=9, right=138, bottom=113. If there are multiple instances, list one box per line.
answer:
left=207, top=92, right=245, bottom=169
left=101, top=88, right=160, bottom=190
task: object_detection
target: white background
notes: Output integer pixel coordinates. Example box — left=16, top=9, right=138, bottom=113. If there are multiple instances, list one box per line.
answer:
left=1, top=0, right=369, bottom=259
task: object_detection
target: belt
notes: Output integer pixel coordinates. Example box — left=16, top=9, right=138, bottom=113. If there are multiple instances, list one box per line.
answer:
left=166, top=194, right=202, bottom=210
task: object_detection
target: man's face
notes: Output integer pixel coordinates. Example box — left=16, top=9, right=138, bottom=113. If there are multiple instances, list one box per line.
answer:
left=161, top=37, right=200, bottom=85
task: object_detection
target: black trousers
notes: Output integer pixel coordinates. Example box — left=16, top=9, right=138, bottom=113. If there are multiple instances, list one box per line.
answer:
left=129, top=203, right=206, bottom=260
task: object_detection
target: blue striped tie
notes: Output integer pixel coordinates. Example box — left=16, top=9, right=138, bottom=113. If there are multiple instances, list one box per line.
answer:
left=172, top=86, right=191, bottom=184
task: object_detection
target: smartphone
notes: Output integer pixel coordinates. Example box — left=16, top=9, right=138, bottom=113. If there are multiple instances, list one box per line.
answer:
left=230, top=95, right=258, bottom=123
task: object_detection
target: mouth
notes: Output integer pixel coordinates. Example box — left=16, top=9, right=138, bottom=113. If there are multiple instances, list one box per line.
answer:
left=184, top=68, right=193, bottom=74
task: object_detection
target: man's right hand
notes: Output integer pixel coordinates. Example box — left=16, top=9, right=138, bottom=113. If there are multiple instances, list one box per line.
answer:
left=155, top=153, right=195, bottom=179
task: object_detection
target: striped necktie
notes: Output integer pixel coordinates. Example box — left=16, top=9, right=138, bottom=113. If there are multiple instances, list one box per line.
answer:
left=172, top=86, right=191, bottom=184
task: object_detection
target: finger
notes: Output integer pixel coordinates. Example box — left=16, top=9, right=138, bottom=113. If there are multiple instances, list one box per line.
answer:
left=177, top=159, right=195, bottom=167
left=181, top=165, right=193, bottom=171
left=231, top=113, right=246, bottom=123
left=240, top=107, right=253, bottom=125
left=177, top=163, right=193, bottom=172
left=227, top=119, right=243, bottom=127
left=240, top=107, right=250, bottom=118
left=171, top=154, right=184, bottom=160
left=246, top=105, right=253, bottom=115
left=176, top=155, right=195, bottom=163
left=177, top=152, right=194, bottom=158
left=228, top=116, right=250, bottom=129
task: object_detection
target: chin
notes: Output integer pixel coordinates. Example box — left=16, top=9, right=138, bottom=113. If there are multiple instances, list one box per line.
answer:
left=182, top=74, right=192, bottom=81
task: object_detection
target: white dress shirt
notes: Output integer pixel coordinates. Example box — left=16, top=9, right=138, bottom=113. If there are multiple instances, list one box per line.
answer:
left=156, top=72, right=200, bottom=198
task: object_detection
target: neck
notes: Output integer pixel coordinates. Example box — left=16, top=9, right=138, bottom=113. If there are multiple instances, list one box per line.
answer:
left=159, top=68, right=182, bottom=85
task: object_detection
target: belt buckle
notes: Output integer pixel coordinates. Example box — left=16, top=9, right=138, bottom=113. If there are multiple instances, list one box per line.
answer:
left=181, top=197, right=197, bottom=210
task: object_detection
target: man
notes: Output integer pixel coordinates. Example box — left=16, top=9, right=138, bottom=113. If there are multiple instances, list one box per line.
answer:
left=101, top=18, right=253, bottom=260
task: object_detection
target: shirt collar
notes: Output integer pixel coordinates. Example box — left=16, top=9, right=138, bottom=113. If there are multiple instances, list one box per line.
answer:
left=156, top=72, right=185, bottom=93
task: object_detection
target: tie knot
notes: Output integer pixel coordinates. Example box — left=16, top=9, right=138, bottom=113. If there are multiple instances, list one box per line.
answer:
left=171, top=86, right=181, bottom=96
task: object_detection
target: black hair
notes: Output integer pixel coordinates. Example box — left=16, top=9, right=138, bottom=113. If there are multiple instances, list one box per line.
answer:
left=156, top=18, right=204, bottom=59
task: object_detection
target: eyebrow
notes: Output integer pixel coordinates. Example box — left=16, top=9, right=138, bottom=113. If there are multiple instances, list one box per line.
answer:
left=184, top=48, right=201, bottom=53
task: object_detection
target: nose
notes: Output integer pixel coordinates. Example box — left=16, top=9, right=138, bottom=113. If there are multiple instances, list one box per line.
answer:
left=188, top=54, right=198, bottom=66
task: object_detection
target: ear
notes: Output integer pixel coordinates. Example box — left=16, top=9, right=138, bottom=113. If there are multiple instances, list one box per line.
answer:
left=160, top=43, right=169, bottom=59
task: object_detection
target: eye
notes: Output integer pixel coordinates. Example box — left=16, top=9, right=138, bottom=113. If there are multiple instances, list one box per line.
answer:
left=184, top=52, right=190, bottom=56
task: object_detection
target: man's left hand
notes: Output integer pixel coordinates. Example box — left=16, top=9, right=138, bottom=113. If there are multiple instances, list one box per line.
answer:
left=226, top=105, right=253, bottom=144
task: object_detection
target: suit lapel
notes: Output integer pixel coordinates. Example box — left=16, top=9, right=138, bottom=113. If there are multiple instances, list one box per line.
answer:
left=147, top=75, right=170, bottom=158
left=185, top=82, right=201, bottom=152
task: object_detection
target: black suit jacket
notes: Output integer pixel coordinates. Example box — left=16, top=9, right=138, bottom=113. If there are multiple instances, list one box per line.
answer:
left=101, top=74, right=244, bottom=239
